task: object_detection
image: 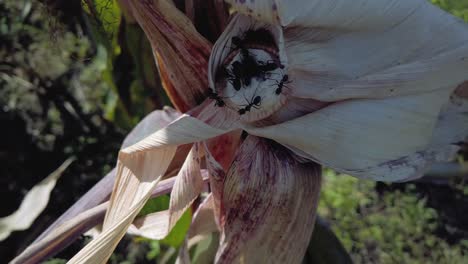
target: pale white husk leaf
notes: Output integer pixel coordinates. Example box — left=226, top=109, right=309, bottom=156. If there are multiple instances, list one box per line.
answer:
left=216, top=1, right=468, bottom=181
left=126, top=144, right=204, bottom=240
left=68, top=115, right=227, bottom=263
left=245, top=88, right=453, bottom=181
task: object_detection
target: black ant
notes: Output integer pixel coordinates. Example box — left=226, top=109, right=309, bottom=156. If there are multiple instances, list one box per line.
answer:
left=237, top=28, right=276, bottom=48
left=238, top=95, right=262, bottom=115
left=231, top=61, right=246, bottom=85
left=232, top=30, right=279, bottom=86
left=231, top=35, right=259, bottom=68
left=257, top=60, right=284, bottom=72
left=206, top=89, right=225, bottom=107
left=275, top=74, right=290, bottom=95
left=231, top=36, right=252, bottom=60
left=232, top=34, right=283, bottom=84
left=231, top=37, right=260, bottom=87
left=220, top=27, right=282, bottom=92
left=221, top=67, right=242, bottom=91
left=234, top=58, right=258, bottom=87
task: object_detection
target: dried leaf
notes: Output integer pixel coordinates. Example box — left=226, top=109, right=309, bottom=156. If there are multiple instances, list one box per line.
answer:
left=128, top=210, right=170, bottom=240
left=245, top=89, right=454, bottom=181
left=128, top=0, right=212, bottom=111
left=12, top=175, right=189, bottom=264
left=68, top=115, right=228, bottom=263
left=216, top=136, right=322, bottom=263
left=36, top=108, right=181, bottom=242
left=221, top=0, right=468, bottom=182
left=0, top=158, right=74, bottom=241
left=168, top=145, right=204, bottom=229
left=126, top=144, right=205, bottom=240
left=121, top=107, right=182, bottom=148
left=188, top=194, right=218, bottom=239
left=11, top=203, right=106, bottom=264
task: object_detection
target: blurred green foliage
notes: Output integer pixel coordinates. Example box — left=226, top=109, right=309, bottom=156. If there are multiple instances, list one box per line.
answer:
left=432, top=0, right=468, bottom=21
left=43, top=259, right=67, bottom=264
left=318, top=170, right=468, bottom=263
left=317, top=2, right=468, bottom=263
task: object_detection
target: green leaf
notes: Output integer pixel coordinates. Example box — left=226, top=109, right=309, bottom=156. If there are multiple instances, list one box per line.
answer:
left=138, top=195, right=170, bottom=217
left=160, top=208, right=192, bottom=248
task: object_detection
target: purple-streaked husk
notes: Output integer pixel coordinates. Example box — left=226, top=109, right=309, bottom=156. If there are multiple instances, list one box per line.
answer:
left=216, top=136, right=322, bottom=263
left=11, top=175, right=205, bottom=264
left=128, top=0, right=212, bottom=112
left=217, top=1, right=468, bottom=182
left=35, top=108, right=182, bottom=242
left=188, top=194, right=219, bottom=239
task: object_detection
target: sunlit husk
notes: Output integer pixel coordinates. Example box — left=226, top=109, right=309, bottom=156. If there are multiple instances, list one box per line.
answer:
left=168, top=145, right=203, bottom=229
left=68, top=114, right=229, bottom=263
left=287, top=43, right=468, bottom=101
left=128, top=0, right=212, bottom=111
left=216, top=136, right=322, bottom=263
left=188, top=194, right=219, bottom=239
left=13, top=176, right=184, bottom=264
left=125, top=144, right=205, bottom=240
left=204, top=143, right=227, bottom=226
left=69, top=148, right=177, bottom=263
left=246, top=88, right=453, bottom=181
left=122, top=107, right=182, bottom=148
left=219, top=0, right=468, bottom=182
left=127, top=210, right=170, bottom=240
left=226, top=0, right=468, bottom=30
left=34, top=108, right=181, bottom=245
left=226, top=0, right=468, bottom=102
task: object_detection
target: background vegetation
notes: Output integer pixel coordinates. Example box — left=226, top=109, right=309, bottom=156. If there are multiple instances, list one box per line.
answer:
left=1, top=0, right=467, bottom=263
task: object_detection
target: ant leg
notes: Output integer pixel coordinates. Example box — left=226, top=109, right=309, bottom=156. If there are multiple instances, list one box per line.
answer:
left=251, top=105, right=262, bottom=110
left=242, top=92, right=252, bottom=106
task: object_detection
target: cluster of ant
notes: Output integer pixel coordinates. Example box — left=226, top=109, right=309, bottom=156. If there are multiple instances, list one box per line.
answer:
left=208, top=28, right=290, bottom=116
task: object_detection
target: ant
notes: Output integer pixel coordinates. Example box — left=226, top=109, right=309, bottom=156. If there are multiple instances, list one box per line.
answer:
left=231, top=36, right=252, bottom=60
left=231, top=31, right=279, bottom=86
left=220, top=27, right=282, bottom=92
left=221, top=67, right=242, bottom=91
left=237, top=28, right=276, bottom=48
left=231, top=61, right=247, bottom=85
left=238, top=95, right=262, bottom=115
left=206, top=89, right=226, bottom=107
left=232, top=35, right=283, bottom=84
left=231, top=37, right=260, bottom=87
left=257, top=60, right=284, bottom=72
left=231, top=59, right=257, bottom=87
left=274, top=74, right=290, bottom=95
